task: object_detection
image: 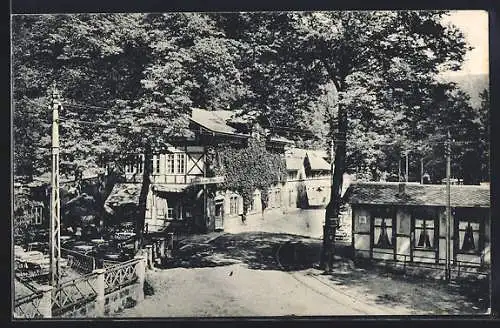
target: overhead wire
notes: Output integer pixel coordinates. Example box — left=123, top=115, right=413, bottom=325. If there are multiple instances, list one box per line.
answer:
left=20, top=97, right=489, bottom=153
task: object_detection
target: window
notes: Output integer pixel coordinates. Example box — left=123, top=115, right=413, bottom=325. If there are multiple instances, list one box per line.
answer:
left=165, top=153, right=186, bottom=174
left=458, top=219, right=480, bottom=254
left=167, top=208, right=174, bottom=219
left=176, top=154, right=186, bottom=174
left=248, top=199, right=254, bottom=212
left=153, top=155, right=160, bottom=174
left=33, top=206, right=43, bottom=225
left=414, top=218, right=435, bottom=249
left=137, top=155, right=144, bottom=174
left=215, top=202, right=223, bottom=217
left=156, top=206, right=164, bottom=218
left=268, top=191, right=274, bottom=208
left=166, top=154, right=175, bottom=174
left=275, top=190, right=281, bottom=208
left=373, top=208, right=394, bottom=249
left=230, top=196, right=239, bottom=215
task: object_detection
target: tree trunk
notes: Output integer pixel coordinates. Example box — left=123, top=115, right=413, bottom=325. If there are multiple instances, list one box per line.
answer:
left=136, top=142, right=152, bottom=249
left=322, top=100, right=348, bottom=270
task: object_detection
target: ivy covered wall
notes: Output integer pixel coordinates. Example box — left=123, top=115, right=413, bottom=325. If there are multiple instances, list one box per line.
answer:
left=207, top=138, right=287, bottom=215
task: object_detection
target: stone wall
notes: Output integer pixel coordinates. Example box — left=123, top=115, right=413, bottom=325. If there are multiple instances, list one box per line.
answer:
left=104, top=283, right=140, bottom=316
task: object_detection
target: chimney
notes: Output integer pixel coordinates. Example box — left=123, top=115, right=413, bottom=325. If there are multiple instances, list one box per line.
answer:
left=398, top=182, right=406, bottom=196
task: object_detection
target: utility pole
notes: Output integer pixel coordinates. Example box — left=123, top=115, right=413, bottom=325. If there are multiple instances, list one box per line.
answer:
left=445, top=130, right=452, bottom=282
left=420, top=158, right=424, bottom=184
left=398, top=157, right=401, bottom=182
left=49, top=87, right=62, bottom=287
left=405, top=151, right=409, bottom=182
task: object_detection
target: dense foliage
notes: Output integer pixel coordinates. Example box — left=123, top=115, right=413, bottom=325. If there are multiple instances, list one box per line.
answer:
left=209, top=138, right=286, bottom=214
left=12, top=12, right=488, bottom=234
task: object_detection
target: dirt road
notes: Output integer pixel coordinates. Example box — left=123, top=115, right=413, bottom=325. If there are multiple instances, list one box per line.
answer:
left=116, top=263, right=410, bottom=317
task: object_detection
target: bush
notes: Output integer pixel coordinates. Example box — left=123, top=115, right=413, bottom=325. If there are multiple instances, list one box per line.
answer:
left=143, top=280, right=154, bottom=296
left=124, top=297, right=137, bottom=309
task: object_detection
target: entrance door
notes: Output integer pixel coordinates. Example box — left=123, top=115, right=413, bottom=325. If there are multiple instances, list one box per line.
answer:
left=214, top=200, right=224, bottom=230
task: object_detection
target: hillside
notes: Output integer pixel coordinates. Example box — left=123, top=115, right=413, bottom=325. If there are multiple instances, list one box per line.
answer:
left=442, top=73, right=489, bottom=108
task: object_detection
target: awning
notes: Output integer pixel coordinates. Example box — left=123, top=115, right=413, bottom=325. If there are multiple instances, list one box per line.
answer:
left=153, top=184, right=190, bottom=193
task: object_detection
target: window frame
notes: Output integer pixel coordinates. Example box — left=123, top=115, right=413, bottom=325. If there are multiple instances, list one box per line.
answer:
left=167, top=208, right=174, bottom=220
left=166, top=154, right=175, bottom=174
left=153, top=155, right=161, bottom=174
left=137, top=155, right=144, bottom=174
left=176, top=153, right=186, bottom=175
left=230, top=196, right=239, bottom=215
left=371, top=206, right=396, bottom=250
left=412, top=207, right=438, bottom=252
left=456, top=216, right=482, bottom=256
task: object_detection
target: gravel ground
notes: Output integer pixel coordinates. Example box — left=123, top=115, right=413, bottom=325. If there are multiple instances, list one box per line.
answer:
left=115, top=263, right=402, bottom=317
left=114, top=230, right=489, bottom=317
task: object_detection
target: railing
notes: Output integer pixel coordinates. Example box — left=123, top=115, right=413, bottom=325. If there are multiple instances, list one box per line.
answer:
left=51, top=273, right=98, bottom=317
left=102, top=259, right=120, bottom=269
left=14, top=255, right=146, bottom=319
left=104, top=258, right=139, bottom=294
left=14, top=291, right=44, bottom=319
left=362, top=249, right=491, bottom=277
left=61, top=248, right=96, bottom=274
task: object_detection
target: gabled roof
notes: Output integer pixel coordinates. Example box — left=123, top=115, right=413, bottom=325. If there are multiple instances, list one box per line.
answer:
left=345, top=182, right=490, bottom=208
left=306, top=153, right=331, bottom=171
left=285, top=157, right=303, bottom=171
left=269, top=135, right=294, bottom=144
left=190, top=108, right=249, bottom=138
left=287, top=148, right=328, bottom=159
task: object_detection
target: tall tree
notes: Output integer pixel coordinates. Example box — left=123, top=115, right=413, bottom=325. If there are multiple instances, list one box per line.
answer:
left=12, top=13, right=245, bottom=245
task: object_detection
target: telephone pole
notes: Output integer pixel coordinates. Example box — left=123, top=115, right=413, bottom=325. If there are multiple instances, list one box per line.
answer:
left=405, top=151, right=409, bottom=182
left=445, top=130, right=452, bottom=282
left=420, top=158, right=424, bottom=184
left=49, top=87, right=62, bottom=287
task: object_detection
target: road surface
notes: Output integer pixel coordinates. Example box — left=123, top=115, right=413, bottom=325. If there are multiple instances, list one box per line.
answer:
left=113, top=209, right=487, bottom=317
left=223, top=208, right=351, bottom=240
left=116, top=263, right=410, bottom=317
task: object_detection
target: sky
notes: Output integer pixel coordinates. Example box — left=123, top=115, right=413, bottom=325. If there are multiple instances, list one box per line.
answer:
left=441, top=10, right=489, bottom=77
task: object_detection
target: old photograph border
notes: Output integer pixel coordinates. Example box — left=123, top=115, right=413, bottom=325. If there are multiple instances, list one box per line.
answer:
left=8, top=0, right=500, bottom=322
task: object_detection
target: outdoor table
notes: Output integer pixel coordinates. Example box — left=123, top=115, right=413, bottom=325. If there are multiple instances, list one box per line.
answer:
left=73, top=244, right=94, bottom=252
left=18, top=251, right=44, bottom=262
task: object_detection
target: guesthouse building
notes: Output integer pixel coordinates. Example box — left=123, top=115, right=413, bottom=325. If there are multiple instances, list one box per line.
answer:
left=346, top=182, right=490, bottom=269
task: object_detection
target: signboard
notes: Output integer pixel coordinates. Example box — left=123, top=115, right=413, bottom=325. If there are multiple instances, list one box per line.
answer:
left=190, top=176, right=225, bottom=185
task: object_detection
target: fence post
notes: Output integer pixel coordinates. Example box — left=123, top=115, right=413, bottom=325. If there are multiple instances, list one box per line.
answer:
left=159, top=237, right=166, bottom=260
left=167, top=232, right=174, bottom=258
left=36, top=285, right=53, bottom=318
left=134, top=256, right=146, bottom=303
left=92, top=268, right=106, bottom=317
left=145, top=245, right=153, bottom=269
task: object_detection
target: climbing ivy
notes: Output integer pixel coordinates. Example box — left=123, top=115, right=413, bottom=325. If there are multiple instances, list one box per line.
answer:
left=208, top=138, right=286, bottom=214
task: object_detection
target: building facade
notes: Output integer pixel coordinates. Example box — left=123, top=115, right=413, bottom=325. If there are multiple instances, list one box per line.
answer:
left=346, top=182, right=490, bottom=268
left=104, top=108, right=292, bottom=233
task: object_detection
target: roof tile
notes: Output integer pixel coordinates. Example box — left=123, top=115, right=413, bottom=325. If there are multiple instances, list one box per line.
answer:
left=346, top=182, right=490, bottom=208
